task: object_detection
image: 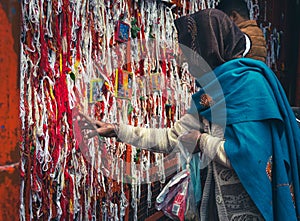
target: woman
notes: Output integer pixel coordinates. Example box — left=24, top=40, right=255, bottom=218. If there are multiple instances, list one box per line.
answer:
left=79, top=9, right=300, bottom=220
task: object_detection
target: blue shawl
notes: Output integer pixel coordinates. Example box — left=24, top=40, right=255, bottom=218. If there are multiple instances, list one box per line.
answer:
left=190, top=58, right=300, bottom=220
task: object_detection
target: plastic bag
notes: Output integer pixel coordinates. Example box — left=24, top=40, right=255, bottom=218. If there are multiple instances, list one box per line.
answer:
left=156, top=168, right=200, bottom=221
left=156, top=133, right=201, bottom=221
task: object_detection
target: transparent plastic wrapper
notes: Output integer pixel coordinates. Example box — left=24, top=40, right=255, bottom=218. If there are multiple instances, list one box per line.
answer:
left=156, top=169, right=188, bottom=220
left=156, top=167, right=200, bottom=221
left=156, top=136, right=200, bottom=221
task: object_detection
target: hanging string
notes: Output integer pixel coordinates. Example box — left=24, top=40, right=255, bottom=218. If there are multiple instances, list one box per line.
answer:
left=19, top=0, right=214, bottom=220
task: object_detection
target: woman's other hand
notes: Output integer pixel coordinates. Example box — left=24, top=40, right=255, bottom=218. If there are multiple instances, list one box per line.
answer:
left=178, top=130, right=202, bottom=154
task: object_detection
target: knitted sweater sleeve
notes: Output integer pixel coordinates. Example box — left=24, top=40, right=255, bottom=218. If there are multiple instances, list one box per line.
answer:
left=116, top=113, right=203, bottom=153
left=116, top=114, right=232, bottom=168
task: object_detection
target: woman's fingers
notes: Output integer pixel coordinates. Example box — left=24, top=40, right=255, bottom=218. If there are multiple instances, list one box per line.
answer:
left=78, top=121, right=96, bottom=131
left=84, top=126, right=115, bottom=138
left=94, top=120, right=107, bottom=128
left=85, top=130, right=99, bottom=139
left=78, top=112, right=107, bottom=129
left=78, top=124, right=95, bottom=130
left=78, top=112, right=96, bottom=124
left=97, top=125, right=116, bottom=137
left=77, top=112, right=117, bottom=138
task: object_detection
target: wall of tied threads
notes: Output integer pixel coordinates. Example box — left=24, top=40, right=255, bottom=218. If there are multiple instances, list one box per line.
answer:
left=19, top=0, right=218, bottom=220
left=19, top=0, right=285, bottom=220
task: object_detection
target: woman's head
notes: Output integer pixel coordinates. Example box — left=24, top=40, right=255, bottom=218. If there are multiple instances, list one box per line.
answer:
left=174, top=8, right=246, bottom=75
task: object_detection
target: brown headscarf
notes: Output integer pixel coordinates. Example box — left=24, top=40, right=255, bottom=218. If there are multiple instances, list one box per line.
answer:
left=174, top=8, right=246, bottom=71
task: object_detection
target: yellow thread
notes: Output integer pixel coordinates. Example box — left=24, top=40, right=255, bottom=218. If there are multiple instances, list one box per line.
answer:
left=49, top=85, right=55, bottom=100
left=74, top=59, right=80, bottom=73
left=59, top=54, right=62, bottom=73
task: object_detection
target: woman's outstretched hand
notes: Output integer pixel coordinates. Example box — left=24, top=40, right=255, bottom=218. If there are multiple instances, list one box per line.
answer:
left=77, top=112, right=118, bottom=138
